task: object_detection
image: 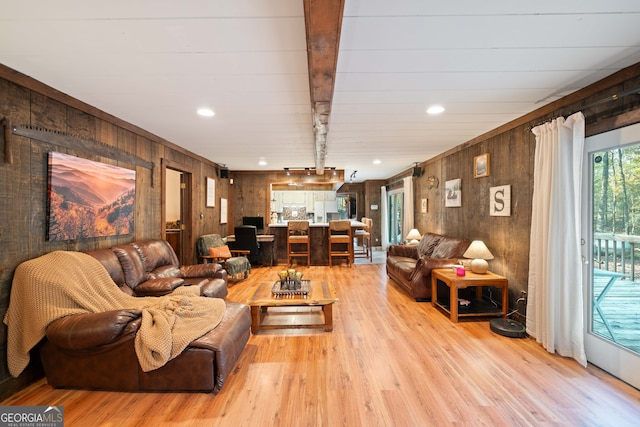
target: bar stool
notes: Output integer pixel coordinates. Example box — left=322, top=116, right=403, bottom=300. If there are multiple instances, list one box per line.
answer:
left=328, top=219, right=353, bottom=267
left=287, top=220, right=310, bottom=266
left=354, top=217, right=373, bottom=262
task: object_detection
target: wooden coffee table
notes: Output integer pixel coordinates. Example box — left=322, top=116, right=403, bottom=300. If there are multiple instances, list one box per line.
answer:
left=247, top=281, right=338, bottom=333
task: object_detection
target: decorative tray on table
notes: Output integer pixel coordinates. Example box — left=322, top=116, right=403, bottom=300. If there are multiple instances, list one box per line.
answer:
left=271, top=280, right=311, bottom=297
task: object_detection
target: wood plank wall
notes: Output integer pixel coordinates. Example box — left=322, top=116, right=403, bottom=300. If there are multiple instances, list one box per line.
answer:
left=412, top=126, right=535, bottom=311
left=0, top=67, right=230, bottom=399
left=363, top=180, right=386, bottom=247
left=228, top=171, right=277, bottom=235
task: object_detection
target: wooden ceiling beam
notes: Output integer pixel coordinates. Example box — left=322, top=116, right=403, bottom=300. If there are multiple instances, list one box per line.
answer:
left=303, top=0, right=345, bottom=175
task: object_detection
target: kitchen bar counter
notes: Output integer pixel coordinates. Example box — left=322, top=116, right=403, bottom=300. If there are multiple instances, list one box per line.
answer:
left=268, top=221, right=365, bottom=265
left=267, top=221, right=365, bottom=228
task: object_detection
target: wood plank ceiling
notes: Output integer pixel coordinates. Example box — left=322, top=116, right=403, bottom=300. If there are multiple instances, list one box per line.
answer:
left=1, top=1, right=640, bottom=181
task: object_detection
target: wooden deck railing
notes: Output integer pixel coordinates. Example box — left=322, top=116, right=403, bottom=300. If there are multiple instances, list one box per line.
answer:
left=593, top=232, right=640, bottom=281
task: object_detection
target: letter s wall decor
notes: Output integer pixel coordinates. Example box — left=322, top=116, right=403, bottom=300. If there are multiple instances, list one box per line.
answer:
left=490, top=185, right=511, bottom=216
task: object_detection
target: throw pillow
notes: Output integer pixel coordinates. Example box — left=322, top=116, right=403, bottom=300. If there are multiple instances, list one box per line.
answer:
left=209, top=245, right=232, bottom=259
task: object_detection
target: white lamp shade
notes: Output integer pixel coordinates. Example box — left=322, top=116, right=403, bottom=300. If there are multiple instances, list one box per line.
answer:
left=405, top=229, right=422, bottom=245
left=463, top=240, right=493, bottom=273
left=463, top=240, right=494, bottom=260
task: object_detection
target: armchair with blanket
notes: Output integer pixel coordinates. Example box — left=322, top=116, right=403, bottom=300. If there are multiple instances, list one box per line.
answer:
left=196, top=234, right=251, bottom=280
left=386, top=232, right=471, bottom=301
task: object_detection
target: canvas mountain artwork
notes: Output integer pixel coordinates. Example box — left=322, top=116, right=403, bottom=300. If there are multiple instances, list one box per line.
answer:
left=47, top=152, right=136, bottom=241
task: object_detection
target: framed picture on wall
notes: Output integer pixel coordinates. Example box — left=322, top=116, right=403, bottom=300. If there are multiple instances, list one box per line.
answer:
left=474, top=153, right=490, bottom=178
left=220, top=198, right=227, bottom=224
left=206, top=177, right=215, bottom=207
left=445, top=179, right=462, bottom=207
left=421, top=198, right=428, bottom=213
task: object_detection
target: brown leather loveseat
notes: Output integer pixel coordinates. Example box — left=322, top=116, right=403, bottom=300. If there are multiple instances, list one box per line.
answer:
left=36, top=240, right=251, bottom=393
left=386, top=232, right=470, bottom=301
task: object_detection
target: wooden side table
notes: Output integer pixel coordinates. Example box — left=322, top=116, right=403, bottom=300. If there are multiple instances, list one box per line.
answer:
left=431, top=269, right=508, bottom=322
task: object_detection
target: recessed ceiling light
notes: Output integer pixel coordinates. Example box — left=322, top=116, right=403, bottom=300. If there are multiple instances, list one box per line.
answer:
left=258, top=160, right=267, bottom=166
left=197, top=108, right=215, bottom=117
left=426, top=105, right=445, bottom=115
left=373, top=159, right=381, bottom=165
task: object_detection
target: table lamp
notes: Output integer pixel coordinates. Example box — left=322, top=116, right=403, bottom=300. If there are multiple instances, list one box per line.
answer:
left=463, top=240, right=494, bottom=273
left=405, top=229, right=422, bottom=245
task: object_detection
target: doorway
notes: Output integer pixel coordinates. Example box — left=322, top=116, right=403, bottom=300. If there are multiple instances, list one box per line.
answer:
left=162, top=160, right=194, bottom=265
left=165, top=168, right=184, bottom=262
left=582, top=122, right=640, bottom=389
left=336, top=192, right=357, bottom=220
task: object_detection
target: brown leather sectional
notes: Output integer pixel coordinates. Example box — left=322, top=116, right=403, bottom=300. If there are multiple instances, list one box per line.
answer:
left=386, top=232, right=470, bottom=301
left=39, top=239, right=251, bottom=393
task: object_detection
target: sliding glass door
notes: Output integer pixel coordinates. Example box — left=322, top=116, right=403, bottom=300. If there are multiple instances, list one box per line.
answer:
left=583, top=122, right=640, bottom=389
left=388, top=190, right=403, bottom=245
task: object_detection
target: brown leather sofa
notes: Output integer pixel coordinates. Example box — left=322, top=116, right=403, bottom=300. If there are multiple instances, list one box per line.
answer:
left=386, top=232, right=470, bottom=301
left=38, top=239, right=251, bottom=393
left=86, top=239, right=228, bottom=298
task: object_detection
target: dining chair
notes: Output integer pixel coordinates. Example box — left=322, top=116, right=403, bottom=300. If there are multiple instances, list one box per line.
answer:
left=354, top=217, right=373, bottom=262
left=328, top=219, right=353, bottom=267
left=231, top=225, right=262, bottom=265
left=287, top=220, right=311, bottom=266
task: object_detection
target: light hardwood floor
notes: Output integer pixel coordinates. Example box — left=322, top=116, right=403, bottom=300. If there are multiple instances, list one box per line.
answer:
left=3, top=263, right=640, bottom=426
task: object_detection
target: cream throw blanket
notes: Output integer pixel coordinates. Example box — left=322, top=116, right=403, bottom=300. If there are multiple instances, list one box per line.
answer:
left=4, top=251, right=226, bottom=377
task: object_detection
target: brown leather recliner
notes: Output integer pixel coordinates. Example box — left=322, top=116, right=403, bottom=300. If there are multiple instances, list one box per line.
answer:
left=386, top=232, right=470, bottom=301
left=86, top=239, right=228, bottom=298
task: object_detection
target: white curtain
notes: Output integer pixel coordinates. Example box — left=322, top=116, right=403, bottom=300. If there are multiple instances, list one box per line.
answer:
left=380, top=185, right=389, bottom=249
left=402, top=176, right=414, bottom=239
left=527, top=112, right=587, bottom=367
